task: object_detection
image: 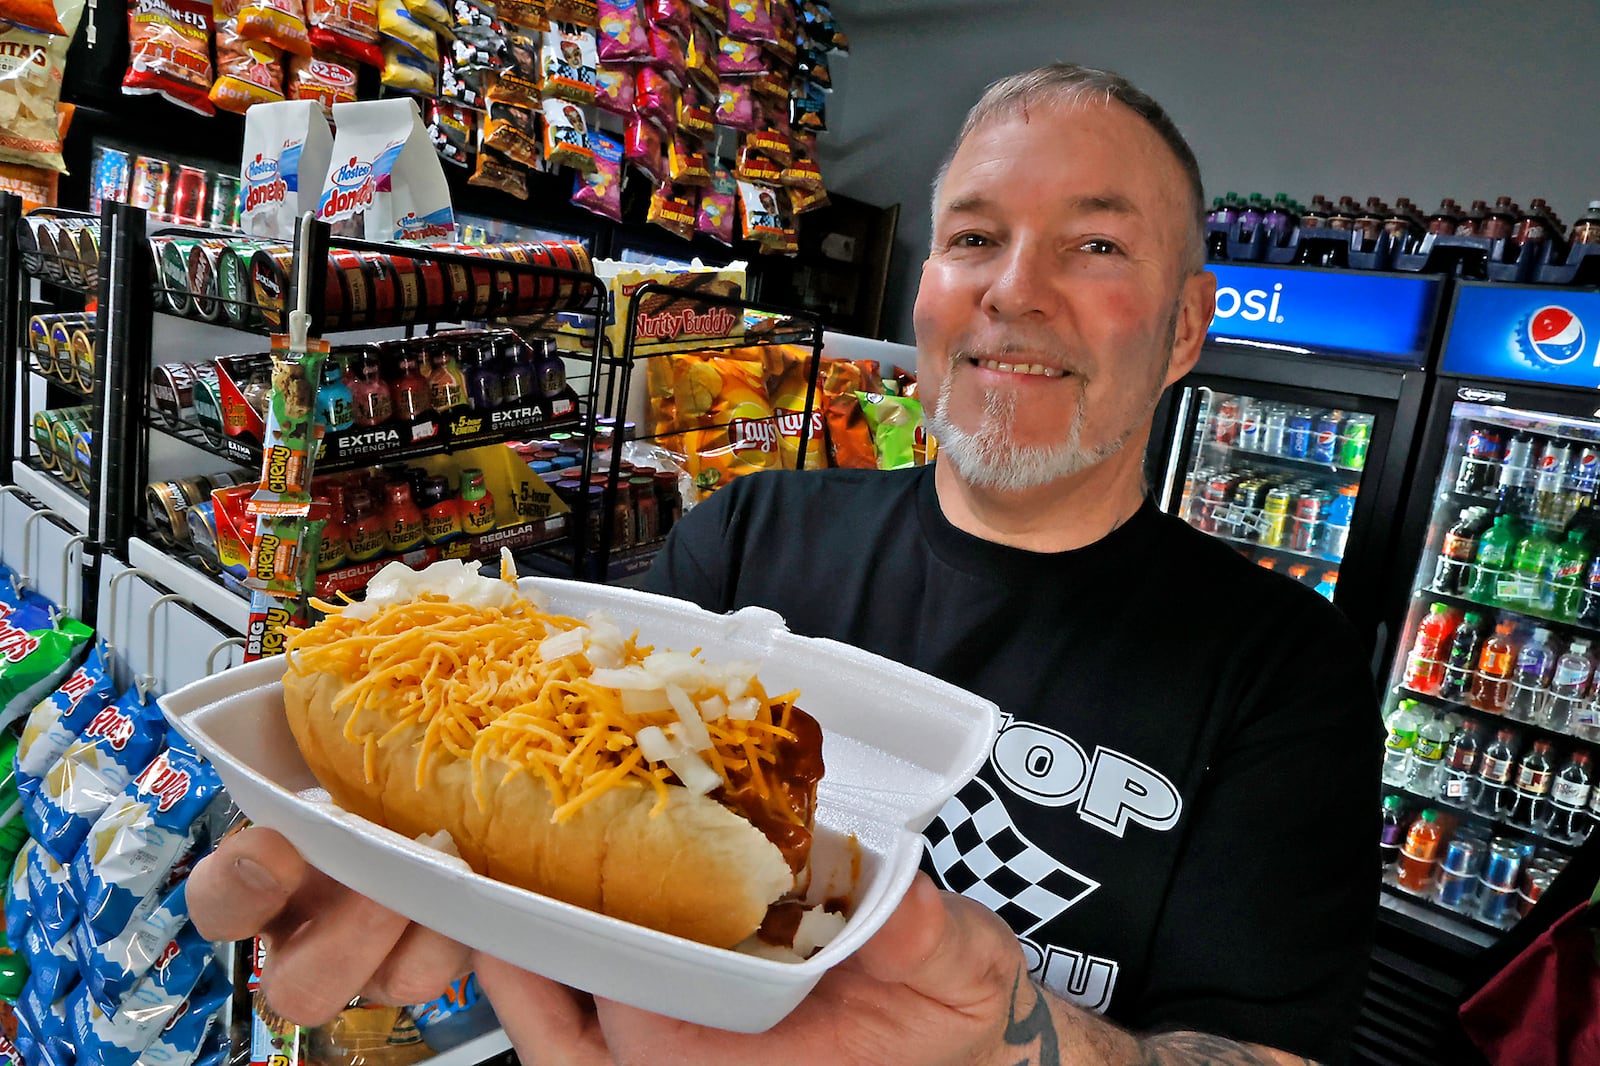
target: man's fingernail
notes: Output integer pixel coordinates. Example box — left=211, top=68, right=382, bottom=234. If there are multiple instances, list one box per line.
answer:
left=235, top=856, right=282, bottom=895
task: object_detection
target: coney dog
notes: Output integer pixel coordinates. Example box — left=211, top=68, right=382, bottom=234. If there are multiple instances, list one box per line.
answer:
left=281, top=557, right=828, bottom=950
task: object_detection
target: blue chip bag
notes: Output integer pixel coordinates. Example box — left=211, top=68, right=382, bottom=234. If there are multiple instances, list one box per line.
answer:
left=132, top=963, right=232, bottom=1066
left=69, top=923, right=214, bottom=1066
left=75, top=737, right=222, bottom=945
left=0, top=592, right=94, bottom=733
left=28, top=687, right=168, bottom=864
left=6, top=842, right=34, bottom=947
left=83, top=880, right=194, bottom=1016
left=26, top=842, right=78, bottom=946
left=6, top=1030, right=29, bottom=1066
left=20, top=917, right=79, bottom=1002
left=0, top=1033, right=18, bottom=1066
left=412, top=973, right=500, bottom=1050
left=18, top=640, right=117, bottom=806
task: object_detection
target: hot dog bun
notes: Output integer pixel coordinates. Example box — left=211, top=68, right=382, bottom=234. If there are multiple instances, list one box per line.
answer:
left=280, top=558, right=820, bottom=950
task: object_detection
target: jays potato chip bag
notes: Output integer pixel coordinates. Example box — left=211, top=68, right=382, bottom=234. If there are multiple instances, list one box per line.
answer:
left=0, top=0, right=86, bottom=173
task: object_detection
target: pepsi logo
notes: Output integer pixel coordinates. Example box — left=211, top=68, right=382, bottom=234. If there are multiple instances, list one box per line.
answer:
left=332, top=157, right=373, bottom=189
left=1524, top=305, right=1586, bottom=366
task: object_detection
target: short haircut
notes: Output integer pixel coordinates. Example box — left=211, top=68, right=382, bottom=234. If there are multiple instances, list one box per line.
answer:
left=932, top=63, right=1206, bottom=274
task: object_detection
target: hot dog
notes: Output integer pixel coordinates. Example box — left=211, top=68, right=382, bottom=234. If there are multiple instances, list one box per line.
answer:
left=281, top=557, right=826, bottom=950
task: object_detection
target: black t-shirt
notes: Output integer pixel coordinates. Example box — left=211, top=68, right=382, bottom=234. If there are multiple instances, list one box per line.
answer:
left=644, top=465, right=1381, bottom=1062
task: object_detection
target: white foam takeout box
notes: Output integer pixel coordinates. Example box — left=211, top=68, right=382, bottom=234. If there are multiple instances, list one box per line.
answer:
left=159, top=578, right=998, bottom=1033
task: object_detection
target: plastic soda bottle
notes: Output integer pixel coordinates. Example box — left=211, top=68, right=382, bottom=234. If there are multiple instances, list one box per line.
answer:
left=1380, top=795, right=1408, bottom=869
left=1508, top=740, right=1555, bottom=828
left=1476, top=728, right=1520, bottom=818
left=1434, top=508, right=1481, bottom=594
left=1550, top=752, right=1593, bottom=841
left=1397, top=809, right=1444, bottom=891
left=1383, top=700, right=1425, bottom=786
left=1507, top=627, right=1558, bottom=721
left=1550, top=529, right=1590, bottom=621
left=1437, top=612, right=1484, bottom=702
left=1508, top=525, right=1556, bottom=609
left=1440, top=719, right=1484, bottom=805
left=1402, top=603, right=1456, bottom=694
left=1470, top=621, right=1519, bottom=713
left=1547, top=639, right=1593, bottom=730
left=1409, top=710, right=1451, bottom=795
left=1467, top=516, right=1518, bottom=602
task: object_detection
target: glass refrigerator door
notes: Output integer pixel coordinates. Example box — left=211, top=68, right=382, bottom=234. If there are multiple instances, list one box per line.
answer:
left=1380, top=400, right=1593, bottom=943
left=1173, top=386, right=1379, bottom=600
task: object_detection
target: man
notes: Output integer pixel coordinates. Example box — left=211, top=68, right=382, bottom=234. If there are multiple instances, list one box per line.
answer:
left=189, top=64, right=1379, bottom=1065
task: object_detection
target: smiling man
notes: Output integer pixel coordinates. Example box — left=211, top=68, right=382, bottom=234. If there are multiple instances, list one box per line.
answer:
left=189, top=65, right=1379, bottom=1066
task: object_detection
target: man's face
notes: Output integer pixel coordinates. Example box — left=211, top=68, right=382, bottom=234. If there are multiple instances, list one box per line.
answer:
left=914, top=100, right=1213, bottom=492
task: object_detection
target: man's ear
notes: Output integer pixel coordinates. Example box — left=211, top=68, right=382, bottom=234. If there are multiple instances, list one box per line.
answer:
left=1165, top=270, right=1217, bottom=388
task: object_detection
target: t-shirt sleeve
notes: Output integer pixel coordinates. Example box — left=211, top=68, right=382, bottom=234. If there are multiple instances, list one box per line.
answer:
left=640, top=482, right=738, bottom=611
left=1128, top=605, right=1381, bottom=1061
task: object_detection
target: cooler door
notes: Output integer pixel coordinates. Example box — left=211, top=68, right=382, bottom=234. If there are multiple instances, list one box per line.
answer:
left=1168, top=384, right=1380, bottom=601
left=1379, top=399, right=1593, bottom=945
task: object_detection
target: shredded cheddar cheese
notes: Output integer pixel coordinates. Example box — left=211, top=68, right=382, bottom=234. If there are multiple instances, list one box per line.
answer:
left=287, top=589, right=802, bottom=824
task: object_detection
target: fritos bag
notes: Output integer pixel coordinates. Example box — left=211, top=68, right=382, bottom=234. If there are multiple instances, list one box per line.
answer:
left=212, top=0, right=287, bottom=114
left=0, top=0, right=86, bottom=173
left=239, top=0, right=314, bottom=55
left=240, top=99, right=335, bottom=239
left=318, top=97, right=455, bottom=240
left=307, top=0, right=382, bottom=65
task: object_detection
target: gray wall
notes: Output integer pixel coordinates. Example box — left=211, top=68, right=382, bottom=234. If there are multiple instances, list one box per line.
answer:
left=819, top=0, right=1600, bottom=344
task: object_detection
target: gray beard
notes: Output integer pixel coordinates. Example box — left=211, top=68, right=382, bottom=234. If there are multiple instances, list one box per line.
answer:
left=924, top=367, right=1129, bottom=492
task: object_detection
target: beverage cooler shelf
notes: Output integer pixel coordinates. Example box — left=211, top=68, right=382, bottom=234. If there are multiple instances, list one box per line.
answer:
left=1382, top=777, right=1584, bottom=854
left=1198, top=439, right=1366, bottom=478
left=1211, top=527, right=1344, bottom=566
left=1394, top=685, right=1599, bottom=751
left=1415, top=584, right=1600, bottom=647
left=1380, top=876, right=1523, bottom=937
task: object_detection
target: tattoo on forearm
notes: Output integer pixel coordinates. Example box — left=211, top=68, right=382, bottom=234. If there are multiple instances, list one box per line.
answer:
left=1001, top=967, right=1061, bottom=1066
left=1134, top=1031, right=1320, bottom=1066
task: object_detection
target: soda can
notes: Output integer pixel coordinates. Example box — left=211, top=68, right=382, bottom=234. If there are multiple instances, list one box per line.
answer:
left=129, top=156, right=173, bottom=217
left=1258, top=489, right=1290, bottom=548
left=1290, top=491, right=1325, bottom=553
left=1481, top=838, right=1523, bottom=892
left=1437, top=868, right=1478, bottom=909
left=209, top=174, right=241, bottom=230
left=1286, top=410, right=1313, bottom=459
left=1214, top=397, right=1240, bottom=444
left=1237, top=397, right=1263, bottom=452
left=1518, top=866, right=1555, bottom=918
left=89, top=146, right=132, bottom=213
left=1312, top=411, right=1342, bottom=464
left=1340, top=414, right=1374, bottom=470
left=1479, top=884, right=1518, bottom=924
left=1262, top=405, right=1288, bottom=455
left=170, top=165, right=208, bottom=225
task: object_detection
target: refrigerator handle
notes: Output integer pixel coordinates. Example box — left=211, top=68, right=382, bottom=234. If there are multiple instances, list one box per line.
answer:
left=1370, top=619, right=1389, bottom=681
left=1158, top=386, right=1200, bottom=511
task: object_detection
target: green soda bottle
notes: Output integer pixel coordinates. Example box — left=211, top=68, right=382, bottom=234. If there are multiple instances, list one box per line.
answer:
left=1467, top=515, right=1519, bottom=602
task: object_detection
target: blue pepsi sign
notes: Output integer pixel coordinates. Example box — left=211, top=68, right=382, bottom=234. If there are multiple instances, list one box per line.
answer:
left=1441, top=284, right=1600, bottom=387
left=1206, top=264, right=1441, bottom=361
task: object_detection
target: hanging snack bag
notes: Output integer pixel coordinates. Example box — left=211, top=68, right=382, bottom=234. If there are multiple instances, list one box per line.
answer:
left=123, top=0, right=218, bottom=115
left=68, top=923, right=216, bottom=1063
left=541, top=97, right=595, bottom=171
left=541, top=22, right=598, bottom=103
left=78, top=849, right=204, bottom=1013
left=687, top=0, right=724, bottom=32
left=716, top=34, right=761, bottom=75
left=714, top=79, right=755, bottom=131
left=695, top=161, right=735, bottom=244
left=734, top=140, right=781, bottom=182
left=737, top=179, right=783, bottom=243
left=596, top=0, right=647, bottom=61
left=570, top=131, right=622, bottom=221
left=647, top=181, right=696, bottom=240
left=635, top=64, right=678, bottom=132
left=649, top=351, right=778, bottom=498
left=212, top=0, right=287, bottom=113
left=426, top=99, right=475, bottom=166
left=643, top=0, right=687, bottom=33
left=595, top=61, right=634, bottom=114
left=449, top=25, right=506, bottom=71
left=646, top=23, right=687, bottom=85
left=25, top=839, right=76, bottom=946
left=383, top=38, right=439, bottom=93
left=469, top=149, right=529, bottom=199
left=667, top=135, right=709, bottom=186
left=241, top=99, right=335, bottom=240
left=789, top=182, right=828, bottom=214
left=495, top=30, right=544, bottom=106
left=678, top=83, right=713, bottom=140
left=239, top=0, right=314, bottom=54
left=857, top=392, right=925, bottom=470
left=498, top=0, right=550, bottom=30
left=451, top=0, right=498, bottom=31
left=16, top=641, right=115, bottom=808
left=27, top=686, right=167, bottom=864
left=483, top=101, right=539, bottom=166
left=0, top=0, right=85, bottom=173
left=307, top=0, right=383, bottom=65
left=132, top=964, right=232, bottom=1066
left=792, top=78, right=826, bottom=132
left=400, top=0, right=451, bottom=33
left=287, top=52, right=359, bottom=120
left=724, top=0, right=770, bottom=43
left=546, top=0, right=597, bottom=25
left=438, top=47, right=488, bottom=107
left=318, top=98, right=456, bottom=240
left=781, top=149, right=822, bottom=192
left=19, top=914, right=76, bottom=1001
left=623, top=112, right=664, bottom=182
left=2, top=1, right=69, bottom=34
left=0, top=593, right=92, bottom=732
left=764, top=345, right=826, bottom=470
left=379, top=0, right=436, bottom=54
left=6, top=844, right=33, bottom=948
left=684, top=19, right=717, bottom=96
left=746, top=123, right=790, bottom=167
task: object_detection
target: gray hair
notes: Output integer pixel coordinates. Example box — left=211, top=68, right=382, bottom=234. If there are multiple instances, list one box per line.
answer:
left=932, top=64, right=1207, bottom=274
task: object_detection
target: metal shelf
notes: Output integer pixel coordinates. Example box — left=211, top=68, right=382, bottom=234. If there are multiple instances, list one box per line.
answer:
left=127, top=535, right=250, bottom=635
left=11, top=458, right=90, bottom=531
left=1197, top=437, right=1367, bottom=478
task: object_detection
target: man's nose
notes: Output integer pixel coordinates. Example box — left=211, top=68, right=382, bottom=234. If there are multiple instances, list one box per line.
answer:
left=982, top=238, right=1061, bottom=321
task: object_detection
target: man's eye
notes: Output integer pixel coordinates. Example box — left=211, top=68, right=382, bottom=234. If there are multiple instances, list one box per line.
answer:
left=1081, top=238, right=1121, bottom=255
left=953, top=232, right=991, bottom=248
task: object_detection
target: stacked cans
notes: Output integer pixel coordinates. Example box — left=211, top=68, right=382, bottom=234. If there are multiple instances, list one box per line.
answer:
left=30, top=407, right=94, bottom=488
left=92, top=147, right=241, bottom=229
left=26, top=312, right=96, bottom=393
left=145, top=473, right=243, bottom=553
left=1431, top=830, right=1567, bottom=926
left=1186, top=469, right=1352, bottom=562
left=16, top=216, right=100, bottom=290
left=1215, top=397, right=1373, bottom=471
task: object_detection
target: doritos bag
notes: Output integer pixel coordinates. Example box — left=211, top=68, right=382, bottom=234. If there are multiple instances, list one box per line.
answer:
left=0, top=0, right=87, bottom=173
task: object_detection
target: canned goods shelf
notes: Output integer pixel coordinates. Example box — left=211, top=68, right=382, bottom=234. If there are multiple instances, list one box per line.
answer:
left=1393, top=682, right=1600, bottom=753
left=1199, top=439, right=1366, bottom=478
left=12, top=459, right=90, bottom=532
left=1211, top=528, right=1344, bottom=566
left=15, top=210, right=101, bottom=294
left=1380, top=777, right=1582, bottom=854
left=26, top=365, right=92, bottom=401
left=1380, top=877, right=1520, bottom=937
left=127, top=536, right=251, bottom=635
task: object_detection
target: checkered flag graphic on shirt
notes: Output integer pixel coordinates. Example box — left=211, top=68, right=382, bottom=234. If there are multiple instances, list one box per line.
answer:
left=924, top=776, right=1099, bottom=936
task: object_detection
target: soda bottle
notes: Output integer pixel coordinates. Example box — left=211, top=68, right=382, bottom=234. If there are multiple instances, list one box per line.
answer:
left=1508, top=525, right=1557, bottom=610
left=1550, top=530, right=1590, bottom=621
left=1263, top=193, right=1296, bottom=240
left=1314, top=571, right=1338, bottom=600
left=316, top=358, right=355, bottom=433
left=1426, top=198, right=1462, bottom=237
left=1508, top=739, right=1555, bottom=828
left=1440, top=719, right=1484, bottom=805
left=1237, top=397, right=1263, bottom=452
left=1472, top=620, right=1519, bottom=713
left=1409, top=709, right=1452, bottom=795
left=1438, top=611, right=1485, bottom=702
left=1498, top=434, right=1536, bottom=515
left=1380, top=794, right=1408, bottom=869
left=1506, top=626, right=1558, bottom=721
left=1402, top=603, right=1457, bottom=694
left=1476, top=727, right=1520, bottom=818
left=1435, top=508, right=1482, bottom=594
left=1300, top=195, right=1332, bottom=229
left=1239, top=193, right=1265, bottom=235
left=1548, top=751, right=1592, bottom=841
left=1536, top=441, right=1575, bottom=523
left=1397, top=808, right=1444, bottom=891
left=1579, top=554, right=1600, bottom=628
left=1547, top=639, right=1594, bottom=730
left=391, top=352, right=433, bottom=423
left=349, top=353, right=394, bottom=428
left=1573, top=200, right=1600, bottom=246
left=1383, top=699, right=1426, bottom=786
left=1458, top=199, right=1489, bottom=237
left=1568, top=444, right=1600, bottom=512
left=1456, top=425, right=1504, bottom=495
left=1468, top=516, right=1518, bottom=602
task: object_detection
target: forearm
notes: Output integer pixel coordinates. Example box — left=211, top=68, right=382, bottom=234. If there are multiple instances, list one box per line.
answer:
left=995, top=965, right=1319, bottom=1066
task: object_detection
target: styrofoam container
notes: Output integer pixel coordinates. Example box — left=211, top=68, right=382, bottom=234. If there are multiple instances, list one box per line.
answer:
left=159, top=578, right=997, bottom=1033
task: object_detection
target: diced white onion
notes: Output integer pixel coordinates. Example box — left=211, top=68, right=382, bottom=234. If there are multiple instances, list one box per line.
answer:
left=666, top=685, right=714, bottom=751
left=588, top=666, right=657, bottom=690
left=726, top=697, right=761, bottom=721
left=642, top=650, right=709, bottom=690
left=665, top=751, right=722, bottom=796
left=539, top=627, right=587, bottom=661
left=635, top=725, right=690, bottom=762
left=720, top=662, right=756, bottom=701
left=584, top=611, right=626, bottom=669
left=620, top=687, right=674, bottom=716
left=697, top=695, right=728, bottom=721
left=792, top=908, right=848, bottom=956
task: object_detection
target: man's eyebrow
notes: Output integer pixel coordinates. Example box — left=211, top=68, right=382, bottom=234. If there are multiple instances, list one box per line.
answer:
left=940, top=193, right=1142, bottom=217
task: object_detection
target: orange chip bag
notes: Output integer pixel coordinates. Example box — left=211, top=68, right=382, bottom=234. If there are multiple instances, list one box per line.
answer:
left=647, top=181, right=696, bottom=240
left=240, top=0, right=313, bottom=56
left=212, top=0, right=287, bottom=113
left=3, top=1, right=67, bottom=35
left=498, top=0, right=550, bottom=30
left=124, top=0, right=217, bottom=115
left=286, top=52, right=358, bottom=119
left=821, top=359, right=885, bottom=469
left=762, top=344, right=826, bottom=470
left=307, top=0, right=382, bottom=66
left=649, top=351, right=781, bottom=499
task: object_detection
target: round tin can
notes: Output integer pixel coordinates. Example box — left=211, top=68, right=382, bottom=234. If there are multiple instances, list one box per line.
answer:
left=71, top=428, right=94, bottom=488
left=186, top=501, right=222, bottom=572
left=218, top=241, right=278, bottom=327
left=150, top=361, right=200, bottom=427
left=145, top=479, right=202, bottom=545
left=360, top=253, right=402, bottom=327
left=413, top=259, right=447, bottom=319
left=153, top=237, right=200, bottom=316
left=48, top=320, right=78, bottom=384
left=31, top=410, right=58, bottom=470
left=68, top=327, right=95, bottom=393
left=329, top=249, right=373, bottom=330
left=387, top=255, right=423, bottom=324
left=253, top=248, right=346, bottom=331
left=74, top=225, right=101, bottom=290
left=187, top=243, right=227, bottom=322
left=191, top=370, right=227, bottom=447
left=16, top=217, right=49, bottom=277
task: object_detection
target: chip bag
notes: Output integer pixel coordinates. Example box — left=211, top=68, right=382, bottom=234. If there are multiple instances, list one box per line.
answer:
left=16, top=640, right=115, bottom=809
left=401, top=0, right=451, bottom=33
left=78, top=862, right=203, bottom=1015
left=667, top=135, right=709, bottom=186
left=646, top=22, right=687, bottom=85
left=571, top=130, right=622, bottom=221
left=714, top=79, right=755, bottom=131
left=123, top=0, right=218, bottom=114
left=635, top=63, right=678, bottom=131
left=5, top=845, right=32, bottom=949
left=212, top=0, right=287, bottom=113
left=67, top=921, right=215, bottom=1064
left=426, top=98, right=475, bottom=166
left=623, top=111, right=665, bottom=182
left=547, top=0, right=598, bottom=25
left=239, top=0, right=314, bottom=55
left=494, top=30, right=544, bottom=106
left=725, top=0, right=770, bottom=43
left=132, top=962, right=232, bottom=1066
left=764, top=345, right=825, bottom=470
left=738, top=179, right=783, bottom=243
left=678, top=83, right=713, bottom=140
left=541, top=22, right=598, bottom=103
left=3, top=1, right=68, bottom=35
left=498, top=0, right=550, bottom=30
left=649, top=351, right=780, bottom=498
left=647, top=180, right=695, bottom=240
left=19, top=914, right=76, bottom=1002
left=308, top=0, right=383, bottom=65
left=0, top=0, right=87, bottom=173
left=857, top=392, right=925, bottom=470
left=0, top=593, right=91, bottom=733
left=594, top=61, right=634, bottom=114
left=596, top=0, right=647, bottom=61
left=469, top=149, right=528, bottom=199
left=287, top=52, right=359, bottom=120
left=695, top=161, right=735, bottom=245
left=24, top=839, right=75, bottom=947
left=483, top=101, right=539, bottom=166
left=542, top=97, right=594, bottom=171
